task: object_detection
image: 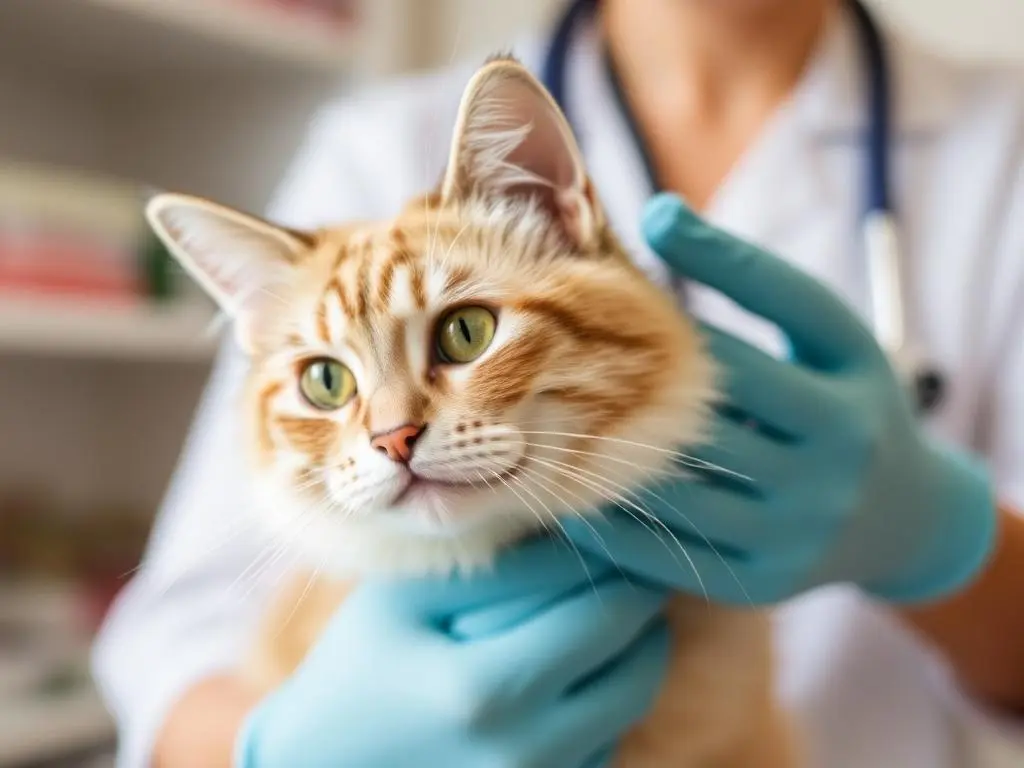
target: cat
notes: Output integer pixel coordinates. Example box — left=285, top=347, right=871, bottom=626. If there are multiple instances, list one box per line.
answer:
left=146, top=56, right=798, bottom=767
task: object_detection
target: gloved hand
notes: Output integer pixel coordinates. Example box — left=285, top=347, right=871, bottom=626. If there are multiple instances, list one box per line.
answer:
left=236, top=539, right=670, bottom=768
left=565, top=193, right=998, bottom=606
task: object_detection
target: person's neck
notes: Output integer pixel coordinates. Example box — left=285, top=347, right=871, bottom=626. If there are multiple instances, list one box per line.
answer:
left=599, top=0, right=832, bottom=210
left=602, top=0, right=832, bottom=120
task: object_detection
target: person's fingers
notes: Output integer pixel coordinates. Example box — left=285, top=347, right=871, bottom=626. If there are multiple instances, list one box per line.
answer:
left=564, top=503, right=764, bottom=605
left=450, top=593, right=557, bottom=640
left=644, top=194, right=876, bottom=368
left=359, top=537, right=610, bottom=622
left=506, top=622, right=670, bottom=768
left=699, top=322, right=830, bottom=437
left=554, top=620, right=671, bottom=750
left=564, top=475, right=762, bottom=552
left=686, top=414, right=792, bottom=491
left=580, top=746, right=616, bottom=768
left=475, top=577, right=667, bottom=703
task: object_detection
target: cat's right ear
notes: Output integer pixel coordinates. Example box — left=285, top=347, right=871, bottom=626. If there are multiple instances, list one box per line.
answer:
left=145, top=193, right=314, bottom=354
left=439, top=56, right=605, bottom=252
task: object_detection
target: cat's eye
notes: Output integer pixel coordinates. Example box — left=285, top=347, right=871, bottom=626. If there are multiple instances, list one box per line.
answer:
left=299, top=358, right=356, bottom=410
left=436, top=306, right=496, bottom=364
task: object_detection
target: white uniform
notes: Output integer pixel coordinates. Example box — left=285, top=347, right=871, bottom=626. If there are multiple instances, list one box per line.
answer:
left=92, top=6, right=1024, bottom=767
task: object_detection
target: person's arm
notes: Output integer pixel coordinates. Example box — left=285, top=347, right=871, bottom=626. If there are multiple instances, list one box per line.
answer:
left=90, top=343, right=278, bottom=768
left=153, top=677, right=260, bottom=768
left=902, top=169, right=1024, bottom=713
left=901, top=503, right=1024, bottom=712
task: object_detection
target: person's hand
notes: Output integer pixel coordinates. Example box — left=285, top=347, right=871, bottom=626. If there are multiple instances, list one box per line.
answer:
left=235, top=539, right=669, bottom=768
left=565, top=194, right=998, bottom=606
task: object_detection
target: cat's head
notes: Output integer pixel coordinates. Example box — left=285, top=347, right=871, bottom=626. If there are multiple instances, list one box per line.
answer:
left=146, top=57, right=716, bottom=577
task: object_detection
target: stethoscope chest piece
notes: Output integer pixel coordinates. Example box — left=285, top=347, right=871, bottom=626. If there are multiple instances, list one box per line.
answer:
left=888, top=344, right=946, bottom=415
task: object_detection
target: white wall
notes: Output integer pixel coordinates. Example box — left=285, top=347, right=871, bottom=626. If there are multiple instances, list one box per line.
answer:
left=425, top=0, right=1024, bottom=66
left=874, top=0, right=1024, bottom=61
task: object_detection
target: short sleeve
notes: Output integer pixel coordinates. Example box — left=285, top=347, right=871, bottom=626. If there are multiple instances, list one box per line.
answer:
left=91, top=340, right=276, bottom=768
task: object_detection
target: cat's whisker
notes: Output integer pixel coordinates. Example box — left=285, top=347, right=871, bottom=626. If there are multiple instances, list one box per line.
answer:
left=225, top=534, right=292, bottom=606
left=496, top=414, right=588, bottom=428
left=291, top=474, right=330, bottom=494
left=442, top=220, right=474, bottom=265
left=477, top=461, right=600, bottom=597
left=477, top=463, right=549, bottom=534
left=223, top=520, right=296, bottom=601
left=509, top=461, right=628, bottom=582
left=491, top=440, right=753, bottom=605
left=226, top=496, right=328, bottom=606
left=255, top=285, right=289, bottom=306
left=271, top=557, right=325, bottom=645
left=506, top=471, right=600, bottom=590
left=508, top=440, right=675, bottom=481
left=230, top=509, right=314, bottom=601
left=238, top=530, right=306, bottom=606
left=516, top=431, right=750, bottom=481
left=118, top=508, right=257, bottom=584
left=523, top=454, right=709, bottom=603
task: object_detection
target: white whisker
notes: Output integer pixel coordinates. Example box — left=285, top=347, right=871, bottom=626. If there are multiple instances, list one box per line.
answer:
left=510, top=461, right=627, bottom=582
left=524, top=454, right=708, bottom=603
left=516, top=431, right=750, bottom=480
left=477, top=462, right=600, bottom=599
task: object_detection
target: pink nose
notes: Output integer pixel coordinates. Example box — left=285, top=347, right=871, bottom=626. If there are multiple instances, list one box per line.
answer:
left=370, top=424, right=424, bottom=463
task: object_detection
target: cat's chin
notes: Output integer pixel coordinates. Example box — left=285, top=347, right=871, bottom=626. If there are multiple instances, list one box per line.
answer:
left=253, top=482, right=544, bottom=579
left=297, top=513, right=543, bottom=579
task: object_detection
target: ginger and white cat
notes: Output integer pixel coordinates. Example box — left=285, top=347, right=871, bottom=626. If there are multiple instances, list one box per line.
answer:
left=147, top=57, right=797, bottom=766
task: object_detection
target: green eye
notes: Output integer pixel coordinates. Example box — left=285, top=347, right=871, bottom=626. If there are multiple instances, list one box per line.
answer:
left=437, top=306, right=497, bottom=364
left=299, top=358, right=356, bottom=410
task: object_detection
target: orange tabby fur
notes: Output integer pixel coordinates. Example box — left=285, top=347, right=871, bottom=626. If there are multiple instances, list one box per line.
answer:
left=147, top=58, right=798, bottom=767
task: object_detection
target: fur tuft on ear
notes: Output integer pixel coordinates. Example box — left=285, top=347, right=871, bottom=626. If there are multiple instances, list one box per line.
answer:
left=145, top=193, right=314, bottom=353
left=440, top=58, right=605, bottom=250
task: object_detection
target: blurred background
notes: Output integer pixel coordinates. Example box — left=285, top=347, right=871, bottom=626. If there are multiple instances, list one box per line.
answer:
left=0, top=1, right=1019, bottom=766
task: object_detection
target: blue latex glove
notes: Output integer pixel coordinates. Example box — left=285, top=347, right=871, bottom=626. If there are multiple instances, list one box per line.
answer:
left=236, top=539, right=670, bottom=768
left=565, top=194, right=997, bottom=605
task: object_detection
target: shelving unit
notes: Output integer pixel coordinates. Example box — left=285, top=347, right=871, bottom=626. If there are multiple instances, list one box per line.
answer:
left=0, top=581, right=114, bottom=767
left=0, top=0, right=357, bottom=86
left=0, top=686, right=113, bottom=768
left=0, top=3, right=421, bottom=765
left=0, top=0, right=419, bottom=511
left=0, top=296, right=220, bottom=363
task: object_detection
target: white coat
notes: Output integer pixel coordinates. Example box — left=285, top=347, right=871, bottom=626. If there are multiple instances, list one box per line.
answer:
left=92, top=5, right=1024, bottom=766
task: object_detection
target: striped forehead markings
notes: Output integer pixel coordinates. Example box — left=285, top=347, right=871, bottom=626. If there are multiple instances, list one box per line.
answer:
left=318, top=229, right=445, bottom=323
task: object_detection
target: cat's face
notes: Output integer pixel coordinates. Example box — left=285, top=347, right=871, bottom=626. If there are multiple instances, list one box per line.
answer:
left=147, top=58, right=715, bottom=576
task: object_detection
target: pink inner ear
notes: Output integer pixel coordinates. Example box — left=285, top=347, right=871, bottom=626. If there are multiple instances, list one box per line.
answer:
left=501, top=79, right=578, bottom=190
left=487, top=78, right=597, bottom=247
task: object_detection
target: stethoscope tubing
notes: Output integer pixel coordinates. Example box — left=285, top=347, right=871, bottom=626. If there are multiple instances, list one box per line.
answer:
left=540, top=0, right=944, bottom=414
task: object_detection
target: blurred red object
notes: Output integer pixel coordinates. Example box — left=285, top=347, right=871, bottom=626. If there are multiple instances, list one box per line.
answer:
left=0, top=232, right=139, bottom=301
left=240, top=0, right=358, bottom=27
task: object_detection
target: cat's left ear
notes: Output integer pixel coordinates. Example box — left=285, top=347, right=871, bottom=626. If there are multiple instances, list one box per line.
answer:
left=440, top=56, right=605, bottom=251
left=145, top=193, right=315, bottom=353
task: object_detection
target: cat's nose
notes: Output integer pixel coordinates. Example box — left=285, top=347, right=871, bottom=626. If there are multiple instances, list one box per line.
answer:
left=370, top=424, right=425, bottom=463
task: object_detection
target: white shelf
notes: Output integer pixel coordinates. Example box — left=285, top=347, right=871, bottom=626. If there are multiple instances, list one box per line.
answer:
left=0, top=685, right=114, bottom=768
left=0, top=296, right=221, bottom=363
left=0, top=0, right=359, bottom=86
left=0, top=581, right=112, bottom=767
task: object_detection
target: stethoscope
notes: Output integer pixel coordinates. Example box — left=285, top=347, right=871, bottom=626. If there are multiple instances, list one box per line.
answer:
left=541, top=0, right=946, bottom=415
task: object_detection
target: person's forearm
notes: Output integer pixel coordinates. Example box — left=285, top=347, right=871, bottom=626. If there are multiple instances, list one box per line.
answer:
left=153, top=675, right=260, bottom=768
left=900, top=503, right=1024, bottom=711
